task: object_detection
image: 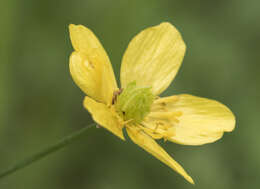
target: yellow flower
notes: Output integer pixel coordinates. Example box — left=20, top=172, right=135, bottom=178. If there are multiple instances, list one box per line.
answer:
left=68, top=22, right=235, bottom=184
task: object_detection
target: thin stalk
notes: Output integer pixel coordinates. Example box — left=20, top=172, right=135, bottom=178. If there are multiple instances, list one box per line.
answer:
left=0, top=123, right=95, bottom=179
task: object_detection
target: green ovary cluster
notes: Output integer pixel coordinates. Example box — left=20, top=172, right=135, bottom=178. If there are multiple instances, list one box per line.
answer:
left=115, top=81, right=155, bottom=123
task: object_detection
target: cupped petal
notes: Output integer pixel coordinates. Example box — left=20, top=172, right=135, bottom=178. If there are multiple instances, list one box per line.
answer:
left=83, top=96, right=125, bottom=140
left=149, top=94, right=235, bottom=145
left=126, top=126, right=194, bottom=184
left=120, top=22, right=186, bottom=95
left=69, top=24, right=117, bottom=104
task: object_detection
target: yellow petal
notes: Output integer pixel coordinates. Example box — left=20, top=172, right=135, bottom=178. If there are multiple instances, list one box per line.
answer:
left=126, top=126, right=194, bottom=184
left=149, top=94, right=235, bottom=145
left=69, top=24, right=117, bottom=104
left=120, top=22, right=186, bottom=95
left=83, top=96, right=125, bottom=140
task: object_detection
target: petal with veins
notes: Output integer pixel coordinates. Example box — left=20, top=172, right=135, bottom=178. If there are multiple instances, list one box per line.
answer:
left=126, top=126, right=194, bottom=184
left=83, top=96, right=125, bottom=140
left=69, top=24, right=117, bottom=104
left=120, top=22, right=186, bottom=95
left=149, top=94, right=235, bottom=145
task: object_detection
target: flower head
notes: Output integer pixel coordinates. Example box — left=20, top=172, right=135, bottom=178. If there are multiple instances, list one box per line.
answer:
left=68, top=22, right=235, bottom=184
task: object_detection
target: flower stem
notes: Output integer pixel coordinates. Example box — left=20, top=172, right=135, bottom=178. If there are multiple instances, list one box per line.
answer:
left=0, top=123, right=95, bottom=179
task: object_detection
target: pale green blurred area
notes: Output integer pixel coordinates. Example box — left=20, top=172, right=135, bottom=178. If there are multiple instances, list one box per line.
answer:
left=0, top=0, right=259, bottom=188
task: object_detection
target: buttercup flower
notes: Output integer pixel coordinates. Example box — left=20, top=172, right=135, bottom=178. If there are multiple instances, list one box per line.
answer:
left=68, top=22, right=235, bottom=184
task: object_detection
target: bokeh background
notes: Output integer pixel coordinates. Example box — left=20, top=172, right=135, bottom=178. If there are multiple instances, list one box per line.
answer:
left=0, top=0, right=259, bottom=188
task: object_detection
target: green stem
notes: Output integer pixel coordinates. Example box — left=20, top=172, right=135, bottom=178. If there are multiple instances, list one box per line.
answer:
left=0, top=123, right=95, bottom=179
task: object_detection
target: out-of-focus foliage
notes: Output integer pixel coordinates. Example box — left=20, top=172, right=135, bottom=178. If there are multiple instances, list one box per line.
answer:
left=0, top=0, right=259, bottom=188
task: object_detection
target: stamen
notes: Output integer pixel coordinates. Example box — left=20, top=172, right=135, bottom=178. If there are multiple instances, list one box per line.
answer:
left=151, top=96, right=180, bottom=112
left=140, top=120, right=176, bottom=141
left=148, top=111, right=182, bottom=123
left=138, top=125, right=164, bottom=139
left=154, top=96, right=179, bottom=104
left=112, top=88, right=123, bottom=105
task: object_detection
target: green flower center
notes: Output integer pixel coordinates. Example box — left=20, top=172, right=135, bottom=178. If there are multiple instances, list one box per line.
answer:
left=115, top=81, right=155, bottom=123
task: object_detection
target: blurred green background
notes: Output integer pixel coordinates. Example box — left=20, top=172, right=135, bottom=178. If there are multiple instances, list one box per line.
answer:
left=0, top=0, right=259, bottom=188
